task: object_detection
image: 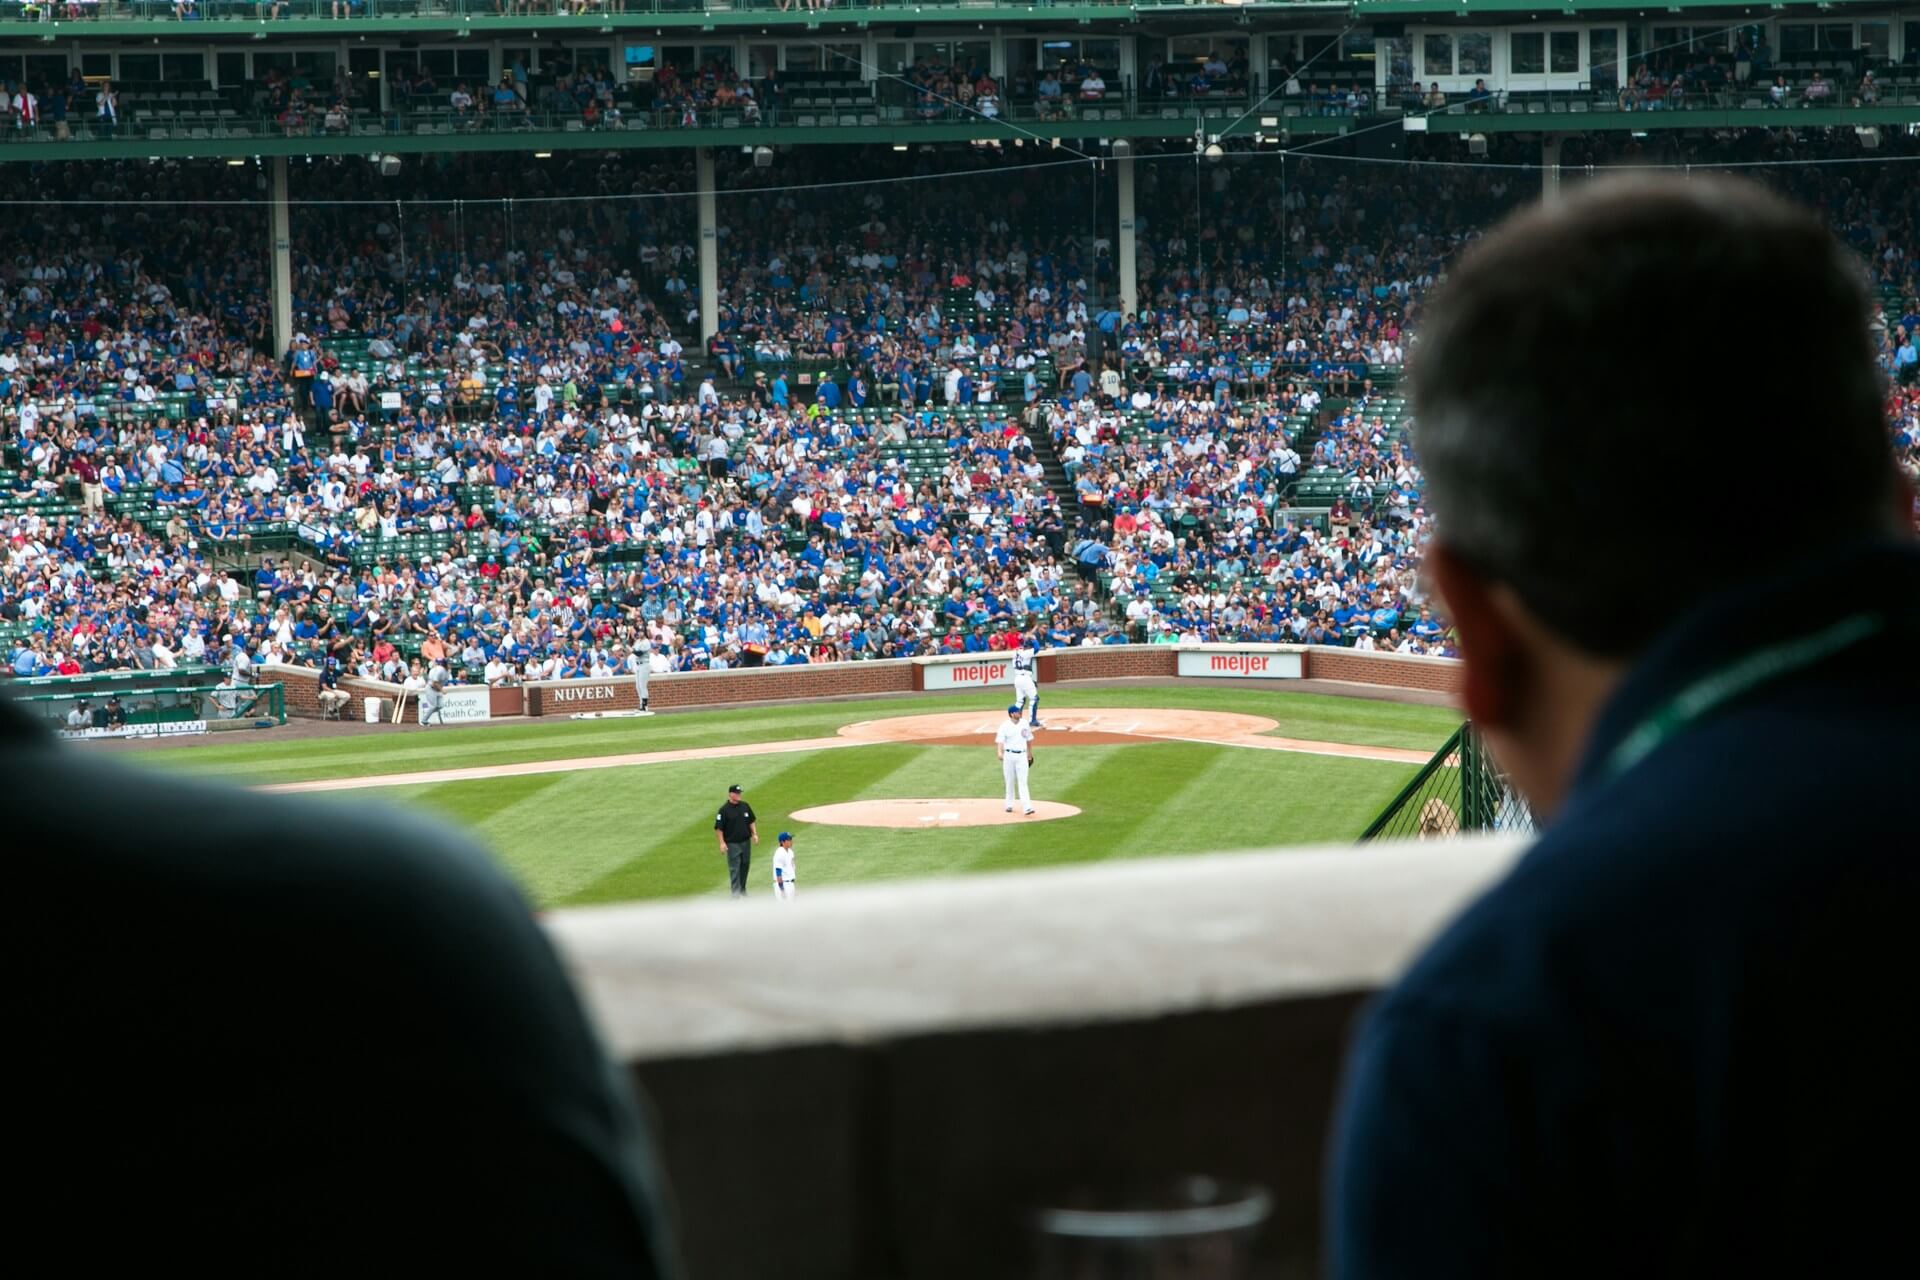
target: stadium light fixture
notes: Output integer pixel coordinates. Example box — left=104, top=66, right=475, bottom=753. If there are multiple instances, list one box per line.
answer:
left=226, top=158, right=245, bottom=167
left=893, top=144, right=908, bottom=151
left=534, top=152, right=553, bottom=159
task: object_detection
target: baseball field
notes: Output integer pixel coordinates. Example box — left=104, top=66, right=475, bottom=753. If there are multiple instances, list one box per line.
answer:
left=127, top=686, right=1459, bottom=908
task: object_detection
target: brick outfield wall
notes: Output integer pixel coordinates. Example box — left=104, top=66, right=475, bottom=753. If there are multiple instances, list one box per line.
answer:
left=1300, top=647, right=1464, bottom=695
left=524, top=658, right=918, bottom=716
left=265, top=648, right=1456, bottom=721
left=264, top=664, right=402, bottom=720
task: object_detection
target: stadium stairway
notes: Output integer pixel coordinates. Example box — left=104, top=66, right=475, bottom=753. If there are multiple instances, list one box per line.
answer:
left=1022, top=417, right=1080, bottom=524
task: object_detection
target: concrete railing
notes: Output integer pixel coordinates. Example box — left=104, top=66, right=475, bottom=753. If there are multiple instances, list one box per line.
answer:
left=547, top=836, right=1527, bottom=1279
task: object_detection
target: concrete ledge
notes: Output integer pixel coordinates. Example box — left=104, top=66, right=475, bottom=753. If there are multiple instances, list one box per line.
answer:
left=553, top=838, right=1522, bottom=1061
left=547, top=838, right=1525, bottom=1279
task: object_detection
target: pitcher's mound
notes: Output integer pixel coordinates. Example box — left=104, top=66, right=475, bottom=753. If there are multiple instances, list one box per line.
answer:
left=790, top=798, right=1082, bottom=829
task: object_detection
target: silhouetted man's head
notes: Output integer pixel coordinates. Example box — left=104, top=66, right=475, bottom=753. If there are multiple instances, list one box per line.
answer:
left=1411, top=175, right=1908, bottom=816
left=1412, top=174, right=1903, bottom=658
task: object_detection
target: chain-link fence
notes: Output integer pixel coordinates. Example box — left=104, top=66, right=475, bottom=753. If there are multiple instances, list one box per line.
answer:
left=1359, top=723, right=1535, bottom=841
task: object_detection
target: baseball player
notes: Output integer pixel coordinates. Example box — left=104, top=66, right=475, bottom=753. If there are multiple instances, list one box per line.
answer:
left=995, top=704, right=1036, bottom=815
left=1012, top=633, right=1042, bottom=727
left=772, top=832, right=798, bottom=902
left=626, top=639, right=653, bottom=714
left=419, top=673, right=447, bottom=726
left=419, top=655, right=451, bottom=726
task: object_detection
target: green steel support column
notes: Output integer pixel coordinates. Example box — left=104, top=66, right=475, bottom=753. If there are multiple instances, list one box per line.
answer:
left=1460, top=725, right=1493, bottom=832
left=697, top=146, right=718, bottom=345
left=1117, top=146, right=1139, bottom=319
left=270, top=156, right=293, bottom=362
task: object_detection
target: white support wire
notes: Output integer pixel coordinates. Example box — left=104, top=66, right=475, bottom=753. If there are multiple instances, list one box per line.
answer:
left=810, top=39, right=1099, bottom=165
left=12, top=140, right=1913, bottom=213
left=6, top=154, right=1097, bottom=209
left=1209, top=21, right=1360, bottom=145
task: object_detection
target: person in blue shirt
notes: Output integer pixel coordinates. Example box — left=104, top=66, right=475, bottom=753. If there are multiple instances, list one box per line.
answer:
left=1329, top=176, right=1918, bottom=1280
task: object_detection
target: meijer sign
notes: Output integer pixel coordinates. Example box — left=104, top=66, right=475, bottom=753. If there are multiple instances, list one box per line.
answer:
left=923, top=658, right=1014, bottom=690
left=1176, top=650, right=1303, bottom=680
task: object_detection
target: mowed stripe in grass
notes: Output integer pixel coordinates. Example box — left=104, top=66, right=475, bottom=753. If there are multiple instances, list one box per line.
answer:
left=555, top=745, right=930, bottom=905
left=369, top=738, right=1425, bottom=908
left=125, top=687, right=1462, bottom=786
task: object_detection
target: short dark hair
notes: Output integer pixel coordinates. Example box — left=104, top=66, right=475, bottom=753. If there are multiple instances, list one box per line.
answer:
left=1411, top=175, right=1898, bottom=656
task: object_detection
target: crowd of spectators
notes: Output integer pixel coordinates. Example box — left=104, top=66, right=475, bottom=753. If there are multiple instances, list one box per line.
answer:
left=4, top=134, right=1916, bottom=686
left=1048, top=382, right=1446, bottom=652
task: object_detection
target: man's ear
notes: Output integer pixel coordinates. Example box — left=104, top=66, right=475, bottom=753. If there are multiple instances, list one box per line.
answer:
left=1425, top=542, right=1528, bottom=732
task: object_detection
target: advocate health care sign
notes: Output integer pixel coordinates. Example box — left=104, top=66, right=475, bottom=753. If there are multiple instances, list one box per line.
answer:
left=1176, top=648, right=1303, bottom=680
left=420, top=686, right=492, bottom=724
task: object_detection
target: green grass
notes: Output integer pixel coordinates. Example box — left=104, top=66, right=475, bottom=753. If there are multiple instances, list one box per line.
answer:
left=123, top=687, right=1455, bottom=908
left=384, top=741, right=1420, bottom=908
left=131, top=687, right=1460, bottom=786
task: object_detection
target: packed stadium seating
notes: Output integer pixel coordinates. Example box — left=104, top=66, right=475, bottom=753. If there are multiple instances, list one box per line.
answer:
left=4, top=125, right=1916, bottom=683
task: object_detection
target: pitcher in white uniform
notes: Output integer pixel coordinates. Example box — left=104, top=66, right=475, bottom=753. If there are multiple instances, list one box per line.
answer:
left=1011, top=636, right=1042, bottom=726
left=995, top=704, right=1036, bottom=815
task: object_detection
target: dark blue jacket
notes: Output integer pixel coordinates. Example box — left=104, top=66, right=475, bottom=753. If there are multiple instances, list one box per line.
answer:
left=1330, top=541, right=1920, bottom=1279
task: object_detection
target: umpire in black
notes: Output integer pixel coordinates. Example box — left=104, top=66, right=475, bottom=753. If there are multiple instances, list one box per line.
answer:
left=1328, top=176, right=1918, bottom=1278
left=714, top=783, right=758, bottom=898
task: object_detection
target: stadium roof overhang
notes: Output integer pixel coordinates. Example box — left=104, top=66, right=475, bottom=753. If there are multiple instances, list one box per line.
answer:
left=4, top=105, right=1909, bottom=166
left=0, top=111, right=1355, bottom=166
left=1352, top=0, right=1896, bottom=13
left=1415, top=104, right=1917, bottom=131
left=3, top=3, right=1359, bottom=43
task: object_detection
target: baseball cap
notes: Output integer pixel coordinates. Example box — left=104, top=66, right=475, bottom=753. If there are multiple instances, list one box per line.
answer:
left=1007, top=705, right=1021, bottom=714
left=727, top=783, right=742, bottom=794
left=778, top=832, right=792, bottom=843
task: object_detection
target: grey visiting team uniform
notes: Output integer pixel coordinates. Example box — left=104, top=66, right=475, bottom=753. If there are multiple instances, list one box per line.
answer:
left=632, top=641, right=653, bottom=712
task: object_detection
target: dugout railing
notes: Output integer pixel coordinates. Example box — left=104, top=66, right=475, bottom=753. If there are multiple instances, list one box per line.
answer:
left=7, top=681, right=288, bottom=736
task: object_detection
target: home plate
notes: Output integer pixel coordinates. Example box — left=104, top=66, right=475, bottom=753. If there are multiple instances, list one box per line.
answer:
left=788, top=798, right=1082, bottom=829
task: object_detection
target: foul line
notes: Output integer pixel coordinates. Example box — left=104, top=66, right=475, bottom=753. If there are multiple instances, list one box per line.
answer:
left=258, top=727, right=1430, bottom=795
left=259, top=735, right=858, bottom=794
